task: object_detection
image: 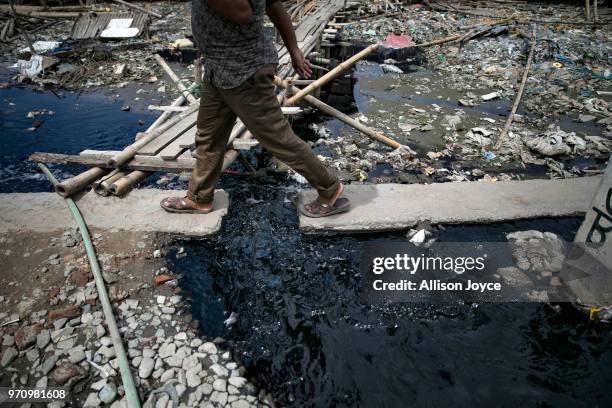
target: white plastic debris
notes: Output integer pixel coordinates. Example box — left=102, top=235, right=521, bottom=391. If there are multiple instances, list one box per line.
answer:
left=223, top=312, right=238, bottom=328
left=409, top=229, right=427, bottom=244
left=17, top=55, right=44, bottom=78
left=481, top=91, right=502, bottom=101
left=101, top=19, right=139, bottom=39
left=20, top=41, right=60, bottom=54
left=380, top=64, right=404, bottom=74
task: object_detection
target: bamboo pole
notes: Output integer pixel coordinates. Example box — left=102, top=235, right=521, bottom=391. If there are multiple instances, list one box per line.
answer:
left=110, top=0, right=162, bottom=19
left=93, top=169, right=126, bottom=196
left=414, top=33, right=463, bottom=48
left=593, top=0, right=598, bottom=23
left=275, top=76, right=405, bottom=150
left=56, top=167, right=108, bottom=197
left=286, top=43, right=379, bottom=104
left=9, top=0, right=33, bottom=53
left=153, top=54, right=197, bottom=104
left=494, top=24, right=537, bottom=150
left=0, top=19, right=10, bottom=41
left=109, top=170, right=149, bottom=196
left=586, top=0, right=591, bottom=22
left=107, top=103, right=200, bottom=167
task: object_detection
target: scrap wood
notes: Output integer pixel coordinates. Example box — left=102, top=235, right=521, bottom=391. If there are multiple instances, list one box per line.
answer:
left=110, top=0, right=162, bottom=19
left=494, top=24, right=537, bottom=150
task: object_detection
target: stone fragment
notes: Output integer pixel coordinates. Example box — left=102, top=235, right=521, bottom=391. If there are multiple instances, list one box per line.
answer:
left=1, top=346, right=18, bottom=367
left=36, top=330, right=51, bottom=349
left=139, top=357, right=154, bottom=379
left=52, top=362, right=85, bottom=385
left=41, top=355, right=59, bottom=375
left=99, top=382, right=118, bottom=404
left=15, top=324, right=39, bottom=350
left=213, top=379, right=227, bottom=392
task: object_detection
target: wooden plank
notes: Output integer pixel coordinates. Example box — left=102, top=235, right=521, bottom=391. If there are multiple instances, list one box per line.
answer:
left=31, top=151, right=196, bottom=172
left=136, top=111, right=197, bottom=156
left=159, top=127, right=196, bottom=160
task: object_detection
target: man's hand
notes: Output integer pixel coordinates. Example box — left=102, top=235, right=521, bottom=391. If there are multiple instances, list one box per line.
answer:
left=267, top=2, right=312, bottom=78
left=290, top=48, right=312, bottom=79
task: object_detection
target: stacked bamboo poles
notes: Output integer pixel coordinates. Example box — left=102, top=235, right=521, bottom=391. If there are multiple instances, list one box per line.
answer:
left=57, top=64, right=200, bottom=197
left=93, top=169, right=126, bottom=197
left=104, top=54, right=200, bottom=197
left=107, top=104, right=200, bottom=168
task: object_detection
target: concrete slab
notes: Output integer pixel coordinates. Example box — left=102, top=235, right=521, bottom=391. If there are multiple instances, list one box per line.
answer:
left=564, top=161, right=612, bottom=306
left=298, top=177, right=602, bottom=233
left=0, top=189, right=229, bottom=236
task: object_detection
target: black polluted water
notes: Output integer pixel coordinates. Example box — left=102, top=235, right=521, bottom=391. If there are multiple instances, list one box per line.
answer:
left=171, top=177, right=612, bottom=408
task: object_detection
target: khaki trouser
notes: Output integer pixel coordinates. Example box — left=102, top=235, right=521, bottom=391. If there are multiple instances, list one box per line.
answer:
left=187, top=64, right=340, bottom=204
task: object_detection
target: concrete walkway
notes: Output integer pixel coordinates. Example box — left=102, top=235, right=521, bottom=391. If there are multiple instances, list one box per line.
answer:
left=297, top=177, right=602, bottom=233
left=0, top=189, right=229, bottom=236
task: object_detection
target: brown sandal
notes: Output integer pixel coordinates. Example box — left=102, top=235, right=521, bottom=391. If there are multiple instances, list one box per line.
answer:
left=160, top=197, right=213, bottom=214
left=299, top=197, right=350, bottom=218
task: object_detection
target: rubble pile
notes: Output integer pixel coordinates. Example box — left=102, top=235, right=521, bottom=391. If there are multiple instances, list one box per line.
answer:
left=0, top=231, right=267, bottom=408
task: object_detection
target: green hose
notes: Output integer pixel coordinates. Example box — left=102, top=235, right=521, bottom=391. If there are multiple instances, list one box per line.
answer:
left=38, top=164, right=141, bottom=408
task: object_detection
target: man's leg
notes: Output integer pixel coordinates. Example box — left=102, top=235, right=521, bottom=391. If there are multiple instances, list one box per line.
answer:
left=161, top=81, right=237, bottom=213
left=219, top=64, right=341, bottom=203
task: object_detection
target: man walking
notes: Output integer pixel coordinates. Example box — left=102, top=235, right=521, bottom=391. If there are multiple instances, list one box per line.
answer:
left=161, top=0, right=350, bottom=217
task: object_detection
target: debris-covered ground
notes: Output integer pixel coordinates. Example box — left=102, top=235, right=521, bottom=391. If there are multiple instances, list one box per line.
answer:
left=1, top=2, right=195, bottom=96
left=0, top=230, right=269, bottom=407
left=301, top=1, right=611, bottom=185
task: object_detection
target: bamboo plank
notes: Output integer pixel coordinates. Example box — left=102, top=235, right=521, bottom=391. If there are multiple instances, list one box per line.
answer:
left=136, top=111, right=197, bottom=156
left=159, top=127, right=196, bottom=160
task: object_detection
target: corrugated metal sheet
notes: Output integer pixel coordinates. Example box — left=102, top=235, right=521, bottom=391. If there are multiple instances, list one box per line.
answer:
left=70, top=12, right=148, bottom=40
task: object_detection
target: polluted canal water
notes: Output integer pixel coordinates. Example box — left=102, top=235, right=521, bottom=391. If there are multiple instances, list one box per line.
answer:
left=170, top=182, right=611, bottom=407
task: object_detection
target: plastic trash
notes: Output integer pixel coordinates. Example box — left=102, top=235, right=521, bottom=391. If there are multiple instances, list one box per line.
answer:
left=224, top=312, right=238, bottom=328
left=172, top=38, right=194, bottom=49
left=481, top=91, right=502, bottom=101
left=20, top=41, right=60, bottom=55
left=100, top=19, right=139, bottom=39
left=525, top=133, right=571, bottom=157
left=380, top=64, right=404, bottom=74
left=379, top=32, right=413, bottom=49
left=409, top=229, right=427, bottom=245
left=483, top=151, right=496, bottom=161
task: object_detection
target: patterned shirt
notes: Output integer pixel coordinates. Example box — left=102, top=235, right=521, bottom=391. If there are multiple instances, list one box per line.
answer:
left=191, top=0, right=279, bottom=89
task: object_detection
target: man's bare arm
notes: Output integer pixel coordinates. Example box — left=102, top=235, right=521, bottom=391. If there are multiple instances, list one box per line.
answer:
left=266, top=1, right=312, bottom=78
left=206, top=0, right=253, bottom=25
